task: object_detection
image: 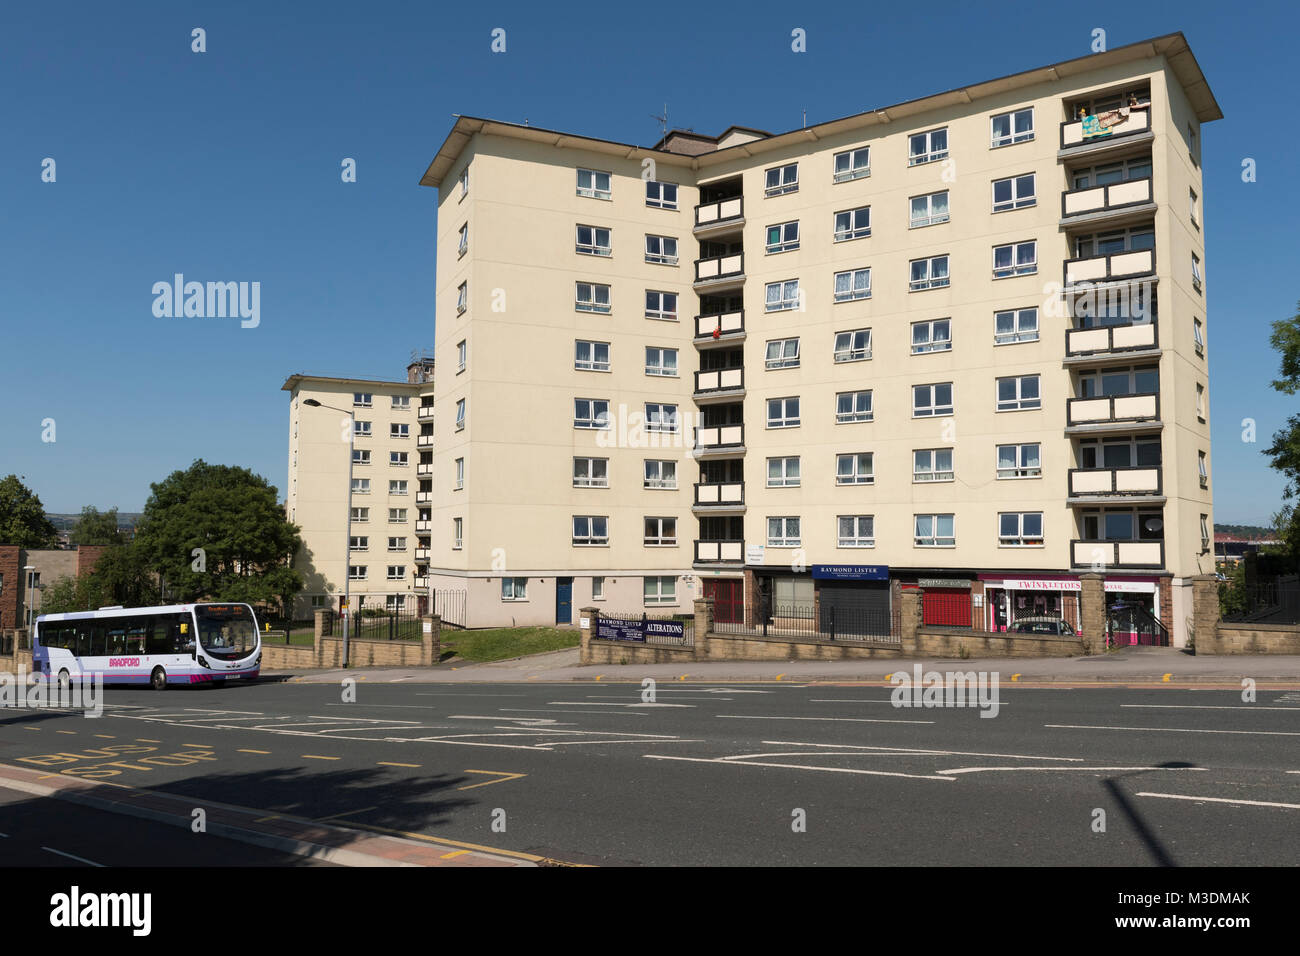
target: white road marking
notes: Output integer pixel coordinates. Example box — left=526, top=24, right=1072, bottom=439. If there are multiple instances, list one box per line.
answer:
left=548, top=701, right=694, bottom=708
left=761, top=740, right=1082, bottom=761
left=499, top=708, right=646, bottom=718
left=1121, top=704, right=1300, bottom=712
left=720, top=715, right=933, bottom=725
left=42, top=847, right=104, bottom=867
left=644, top=754, right=954, bottom=781
left=581, top=695, right=728, bottom=701
left=1048, top=724, right=1300, bottom=736
left=939, top=766, right=1209, bottom=776
left=1136, top=792, right=1300, bottom=810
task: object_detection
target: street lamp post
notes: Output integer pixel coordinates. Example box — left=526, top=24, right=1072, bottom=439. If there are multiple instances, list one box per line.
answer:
left=22, top=565, right=36, bottom=633
left=303, top=399, right=354, bottom=668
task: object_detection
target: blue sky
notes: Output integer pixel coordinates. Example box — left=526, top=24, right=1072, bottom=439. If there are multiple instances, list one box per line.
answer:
left=1, top=0, right=1296, bottom=523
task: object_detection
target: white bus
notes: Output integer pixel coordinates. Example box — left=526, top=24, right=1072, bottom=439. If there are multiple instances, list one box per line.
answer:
left=32, top=603, right=263, bottom=690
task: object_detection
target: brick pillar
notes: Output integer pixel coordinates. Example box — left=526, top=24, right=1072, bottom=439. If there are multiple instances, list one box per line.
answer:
left=693, top=597, right=713, bottom=661
left=1191, top=573, right=1221, bottom=655
left=1079, top=572, right=1105, bottom=653
left=899, top=588, right=922, bottom=655
left=313, top=608, right=329, bottom=668
left=578, top=606, right=598, bottom=665
left=0, top=546, right=20, bottom=629
left=743, top=568, right=758, bottom=627
left=420, top=614, right=441, bottom=666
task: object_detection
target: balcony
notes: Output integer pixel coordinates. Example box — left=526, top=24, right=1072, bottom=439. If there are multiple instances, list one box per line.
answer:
left=416, top=491, right=432, bottom=504
left=1064, top=321, right=1159, bottom=362
left=415, top=520, right=431, bottom=532
left=1064, top=247, right=1154, bottom=288
left=413, top=576, right=429, bottom=589
left=418, top=405, right=435, bottom=421
left=1071, top=538, right=1164, bottom=570
left=417, top=463, right=433, bottom=477
left=694, top=539, right=745, bottom=565
left=417, top=434, right=435, bottom=448
left=1059, top=108, right=1152, bottom=154
left=693, top=481, right=745, bottom=513
left=694, top=367, right=745, bottom=402
left=1061, top=176, right=1154, bottom=226
left=694, top=197, right=745, bottom=237
left=1068, top=467, right=1164, bottom=504
left=694, top=310, right=745, bottom=346
left=692, top=423, right=745, bottom=457
left=1066, top=392, right=1161, bottom=433
left=694, top=253, right=745, bottom=291
left=414, top=548, right=430, bottom=562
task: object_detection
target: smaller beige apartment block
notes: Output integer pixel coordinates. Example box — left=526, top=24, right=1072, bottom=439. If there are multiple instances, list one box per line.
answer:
left=412, top=32, right=1218, bottom=642
left=283, top=358, right=436, bottom=618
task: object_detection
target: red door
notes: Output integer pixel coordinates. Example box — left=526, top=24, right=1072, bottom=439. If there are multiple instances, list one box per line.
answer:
left=705, top=579, right=742, bottom=624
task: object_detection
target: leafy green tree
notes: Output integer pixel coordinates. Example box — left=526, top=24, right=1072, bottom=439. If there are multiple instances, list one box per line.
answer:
left=38, top=544, right=160, bottom=614
left=1266, top=305, right=1300, bottom=564
left=133, top=460, right=303, bottom=611
left=38, top=573, right=106, bottom=615
left=0, top=475, right=57, bottom=547
left=70, top=505, right=125, bottom=546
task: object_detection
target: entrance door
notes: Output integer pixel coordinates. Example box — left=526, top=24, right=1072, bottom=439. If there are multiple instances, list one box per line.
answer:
left=556, top=578, right=573, bottom=624
left=704, top=579, right=742, bottom=624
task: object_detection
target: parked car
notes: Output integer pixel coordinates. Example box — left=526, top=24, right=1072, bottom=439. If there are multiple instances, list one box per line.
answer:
left=1011, top=616, right=1077, bottom=636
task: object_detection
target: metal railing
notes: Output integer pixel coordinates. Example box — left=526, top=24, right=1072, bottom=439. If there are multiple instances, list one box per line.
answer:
left=1221, top=576, right=1300, bottom=625
left=713, top=603, right=897, bottom=643
left=353, top=608, right=424, bottom=642
left=432, top=589, right=467, bottom=629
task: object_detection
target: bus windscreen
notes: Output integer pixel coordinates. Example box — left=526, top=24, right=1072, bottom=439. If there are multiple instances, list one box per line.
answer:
left=195, top=604, right=258, bottom=659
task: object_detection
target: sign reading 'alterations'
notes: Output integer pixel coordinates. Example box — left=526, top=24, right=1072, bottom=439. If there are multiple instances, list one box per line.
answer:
left=595, top=615, right=685, bottom=643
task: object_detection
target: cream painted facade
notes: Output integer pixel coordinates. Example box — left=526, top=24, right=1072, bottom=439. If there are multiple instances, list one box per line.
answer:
left=419, top=33, right=1219, bottom=642
left=283, top=365, right=435, bottom=618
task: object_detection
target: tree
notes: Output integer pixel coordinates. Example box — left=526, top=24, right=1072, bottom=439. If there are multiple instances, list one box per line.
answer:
left=37, top=544, right=160, bottom=614
left=70, top=506, right=125, bottom=546
left=0, top=475, right=57, bottom=547
left=133, top=460, right=303, bottom=611
left=1265, top=304, right=1300, bottom=563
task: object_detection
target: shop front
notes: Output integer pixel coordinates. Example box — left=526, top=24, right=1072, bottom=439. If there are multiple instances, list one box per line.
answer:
left=978, top=574, right=1160, bottom=635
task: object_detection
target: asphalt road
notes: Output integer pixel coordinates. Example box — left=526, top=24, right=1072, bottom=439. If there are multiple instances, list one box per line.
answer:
left=1, top=679, right=1297, bottom=866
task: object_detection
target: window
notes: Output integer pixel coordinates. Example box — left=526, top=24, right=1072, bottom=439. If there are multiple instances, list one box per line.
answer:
left=908, top=127, right=948, bottom=165
left=1078, top=437, right=1160, bottom=470
left=455, top=399, right=466, bottom=430
left=992, top=174, right=1036, bottom=212
left=575, top=340, right=611, bottom=372
left=353, top=449, right=371, bottom=466
left=388, top=508, right=408, bottom=522
left=456, top=282, right=467, bottom=314
left=645, top=403, right=678, bottom=432
left=389, top=480, right=408, bottom=495
left=391, top=395, right=410, bottom=410
left=645, top=181, right=678, bottom=209
left=644, top=576, right=676, bottom=606
left=576, top=224, right=611, bottom=256
left=353, top=392, right=373, bottom=408
left=990, top=108, right=1034, bottom=147
left=390, top=423, right=410, bottom=439
left=912, top=383, right=953, bottom=417
left=577, top=168, right=611, bottom=199
left=645, top=347, right=678, bottom=377
left=455, top=457, right=464, bottom=489
left=999, top=512, right=1044, bottom=547
left=458, top=223, right=468, bottom=257
left=995, top=307, right=1039, bottom=344
left=354, top=420, right=372, bottom=437
left=911, top=319, right=951, bottom=354
left=767, top=397, right=800, bottom=428
left=1076, top=365, right=1158, bottom=398
left=644, top=517, right=677, bottom=546
left=767, top=457, right=801, bottom=487
left=349, top=536, right=368, bottom=551
left=502, top=577, right=528, bottom=601
left=1196, top=383, right=1206, bottom=421
left=351, top=477, right=370, bottom=494
left=767, top=517, right=801, bottom=547
left=1071, top=157, right=1152, bottom=189
left=1074, top=226, right=1155, bottom=258
left=910, top=191, right=949, bottom=228
left=386, top=565, right=406, bottom=580
left=765, top=163, right=798, bottom=196
left=644, top=460, right=677, bottom=489
left=766, top=338, right=800, bottom=369
left=1199, top=450, right=1208, bottom=488
left=997, top=443, right=1041, bottom=479
left=311, top=595, right=327, bottom=608
left=349, top=565, right=367, bottom=580
left=576, top=282, right=611, bottom=313
left=836, top=453, right=874, bottom=485
left=645, top=234, right=678, bottom=265
left=833, top=206, right=871, bottom=241
left=385, top=595, right=407, bottom=612
left=1188, top=123, right=1198, bottom=164
left=574, top=398, right=610, bottom=429
left=350, top=506, right=369, bottom=522
left=457, top=340, right=467, bottom=373
left=997, top=375, right=1041, bottom=411
left=1193, top=319, right=1205, bottom=356
left=915, top=513, right=955, bottom=547
left=1189, top=188, right=1199, bottom=227
left=913, top=448, right=954, bottom=482
left=910, top=255, right=950, bottom=290
left=993, top=241, right=1037, bottom=278
left=453, top=517, right=463, bottom=549
left=765, top=279, right=800, bottom=312
left=833, top=268, right=871, bottom=303
left=592, top=577, right=606, bottom=600
left=838, top=515, right=875, bottom=548
left=573, top=516, right=609, bottom=546
left=834, top=329, right=871, bottom=363
left=390, top=451, right=408, bottom=467
left=1201, top=514, right=1210, bottom=551
left=833, top=147, right=870, bottom=182
left=836, top=390, right=873, bottom=423
left=645, top=290, right=678, bottom=320
left=766, top=221, right=800, bottom=253
left=1192, top=254, right=1203, bottom=292
left=459, top=166, right=469, bottom=198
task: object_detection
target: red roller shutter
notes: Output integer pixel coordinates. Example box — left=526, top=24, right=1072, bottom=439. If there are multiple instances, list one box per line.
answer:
left=923, top=588, right=972, bottom=627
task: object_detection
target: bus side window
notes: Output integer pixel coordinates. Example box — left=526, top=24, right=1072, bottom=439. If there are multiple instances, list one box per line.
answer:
left=89, top=623, right=108, bottom=657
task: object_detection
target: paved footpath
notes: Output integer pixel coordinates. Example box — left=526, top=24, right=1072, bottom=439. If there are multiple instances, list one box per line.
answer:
left=269, top=646, right=1300, bottom=686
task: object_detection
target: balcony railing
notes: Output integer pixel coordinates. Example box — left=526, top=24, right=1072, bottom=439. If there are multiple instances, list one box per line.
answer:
left=417, top=405, right=435, bottom=421
left=416, top=463, right=433, bottom=476
left=1066, top=392, right=1160, bottom=427
left=1062, top=176, right=1153, bottom=219
left=417, top=434, right=435, bottom=448
left=416, top=491, right=432, bottom=504
left=695, top=310, right=745, bottom=340
left=695, top=196, right=744, bottom=229
left=694, top=252, right=745, bottom=284
left=1068, top=466, right=1162, bottom=497
left=1060, top=107, right=1151, bottom=149
left=415, top=520, right=431, bottom=532
left=1064, top=247, right=1155, bottom=286
left=1071, top=538, right=1164, bottom=569
left=1065, top=321, right=1158, bottom=357
left=694, top=367, right=744, bottom=395
left=414, top=548, right=430, bottom=561
left=413, top=576, right=430, bottom=589
left=694, top=539, right=745, bottom=564
left=693, top=423, right=745, bottom=451
left=693, top=481, right=745, bottom=507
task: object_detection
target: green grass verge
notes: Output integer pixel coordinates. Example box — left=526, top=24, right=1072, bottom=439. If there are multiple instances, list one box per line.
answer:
left=443, top=626, right=579, bottom=663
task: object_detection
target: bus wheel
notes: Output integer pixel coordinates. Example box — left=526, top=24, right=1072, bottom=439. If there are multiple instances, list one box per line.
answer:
left=57, top=670, right=70, bottom=692
left=150, top=667, right=168, bottom=691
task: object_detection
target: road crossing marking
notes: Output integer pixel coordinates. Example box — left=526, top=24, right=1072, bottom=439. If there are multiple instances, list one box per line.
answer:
left=1136, top=792, right=1300, bottom=810
left=1048, top=723, right=1300, bottom=736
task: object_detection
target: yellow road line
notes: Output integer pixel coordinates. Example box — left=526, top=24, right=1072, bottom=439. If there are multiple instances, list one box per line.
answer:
left=254, top=815, right=281, bottom=823
left=315, top=806, right=378, bottom=822
left=440, top=850, right=469, bottom=859
left=377, top=761, right=420, bottom=768
left=336, top=820, right=549, bottom=863
left=56, top=731, right=76, bottom=735
left=457, top=770, right=527, bottom=791
left=302, top=755, right=340, bottom=761
left=93, top=734, right=115, bottom=739
left=137, top=739, right=161, bottom=743
left=238, top=749, right=271, bottom=755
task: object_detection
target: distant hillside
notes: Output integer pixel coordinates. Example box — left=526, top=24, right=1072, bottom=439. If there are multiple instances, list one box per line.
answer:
left=1216, top=523, right=1277, bottom=539
left=46, top=513, right=142, bottom=531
